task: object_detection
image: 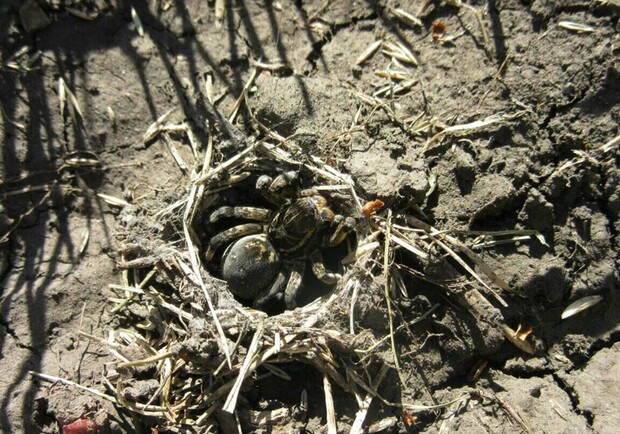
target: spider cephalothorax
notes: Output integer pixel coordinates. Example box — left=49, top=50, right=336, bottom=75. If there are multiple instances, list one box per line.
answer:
left=204, top=171, right=355, bottom=310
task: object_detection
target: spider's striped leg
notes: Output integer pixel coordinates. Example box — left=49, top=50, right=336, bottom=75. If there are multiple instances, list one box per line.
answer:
left=284, top=260, right=305, bottom=309
left=209, top=206, right=271, bottom=223
left=310, top=250, right=341, bottom=284
left=257, top=171, right=298, bottom=204
left=253, top=271, right=287, bottom=308
left=327, top=215, right=356, bottom=246
left=205, top=223, right=263, bottom=261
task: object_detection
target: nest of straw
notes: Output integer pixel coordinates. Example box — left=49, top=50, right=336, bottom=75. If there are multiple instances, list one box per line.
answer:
left=98, top=121, right=405, bottom=432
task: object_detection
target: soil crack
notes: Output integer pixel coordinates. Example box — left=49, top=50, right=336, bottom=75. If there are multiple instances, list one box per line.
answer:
left=551, top=372, right=595, bottom=427
left=0, top=313, right=38, bottom=353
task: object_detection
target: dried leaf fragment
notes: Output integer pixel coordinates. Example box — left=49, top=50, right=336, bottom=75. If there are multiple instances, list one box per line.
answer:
left=431, top=20, right=446, bottom=41
left=362, top=199, right=385, bottom=216
left=215, top=0, right=226, bottom=28
left=67, top=90, right=83, bottom=119
left=503, top=324, right=535, bottom=354
left=561, top=295, right=603, bottom=320
left=383, top=40, right=418, bottom=66
left=143, top=109, right=174, bottom=143
left=467, top=359, right=488, bottom=383
left=59, top=417, right=98, bottom=434
left=368, top=416, right=398, bottom=432
left=401, top=410, right=416, bottom=427
left=66, top=7, right=98, bottom=20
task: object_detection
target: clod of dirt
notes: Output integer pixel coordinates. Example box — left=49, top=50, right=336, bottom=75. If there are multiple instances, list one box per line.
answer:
left=19, top=0, right=50, bottom=33
left=557, top=208, right=616, bottom=299
left=561, top=342, right=620, bottom=434
left=437, top=371, right=591, bottom=432
left=493, top=253, right=570, bottom=303
left=251, top=74, right=431, bottom=203
left=251, top=75, right=354, bottom=140
left=518, top=188, right=555, bottom=232
left=432, top=172, right=517, bottom=227
left=122, top=379, right=160, bottom=401
left=347, top=140, right=429, bottom=204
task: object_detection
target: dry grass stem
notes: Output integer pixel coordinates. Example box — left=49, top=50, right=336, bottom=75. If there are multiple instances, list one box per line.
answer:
left=223, top=321, right=265, bottom=413
left=323, top=374, right=338, bottom=434
left=228, top=67, right=259, bottom=124
left=554, top=133, right=619, bottom=175
left=162, top=133, right=189, bottom=172
left=424, top=114, right=508, bottom=151
left=30, top=371, right=117, bottom=403
left=382, top=210, right=401, bottom=371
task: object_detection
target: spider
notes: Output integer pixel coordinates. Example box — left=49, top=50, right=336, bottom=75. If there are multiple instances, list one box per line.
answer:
left=204, top=171, right=356, bottom=310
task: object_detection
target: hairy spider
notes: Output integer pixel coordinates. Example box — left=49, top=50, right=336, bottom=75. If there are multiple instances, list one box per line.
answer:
left=204, top=171, right=355, bottom=310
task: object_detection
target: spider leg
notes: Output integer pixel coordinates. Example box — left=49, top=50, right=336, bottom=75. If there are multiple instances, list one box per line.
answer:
left=253, top=271, right=287, bottom=308
left=205, top=223, right=263, bottom=261
left=257, top=171, right=298, bottom=204
left=284, top=260, right=305, bottom=309
left=326, top=215, right=356, bottom=246
left=209, top=206, right=271, bottom=223
left=310, top=250, right=341, bottom=284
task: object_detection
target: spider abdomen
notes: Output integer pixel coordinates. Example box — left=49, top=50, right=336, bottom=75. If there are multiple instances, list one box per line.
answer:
left=221, top=234, right=281, bottom=300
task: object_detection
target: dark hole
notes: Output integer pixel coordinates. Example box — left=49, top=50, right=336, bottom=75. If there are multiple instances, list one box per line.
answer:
left=199, top=169, right=357, bottom=315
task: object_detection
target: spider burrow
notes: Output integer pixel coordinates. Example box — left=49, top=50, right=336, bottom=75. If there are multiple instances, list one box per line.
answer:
left=203, top=170, right=356, bottom=311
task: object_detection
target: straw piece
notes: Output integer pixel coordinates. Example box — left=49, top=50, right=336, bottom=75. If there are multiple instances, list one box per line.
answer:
left=117, top=350, right=175, bottom=368
left=323, top=374, right=337, bottom=434
left=350, top=365, right=388, bottom=434
left=424, top=115, right=506, bottom=151
left=182, top=182, right=231, bottom=368
left=144, top=109, right=174, bottom=143
left=30, top=371, right=117, bottom=403
left=228, top=67, right=258, bottom=124
left=223, top=322, right=265, bottom=413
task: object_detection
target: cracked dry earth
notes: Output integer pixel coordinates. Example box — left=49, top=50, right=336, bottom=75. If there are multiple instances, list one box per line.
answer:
left=1, top=0, right=619, bottom=433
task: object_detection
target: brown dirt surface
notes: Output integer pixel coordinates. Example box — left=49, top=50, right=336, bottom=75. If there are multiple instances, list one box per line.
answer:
left=1, top=0, right=619, bottom=433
